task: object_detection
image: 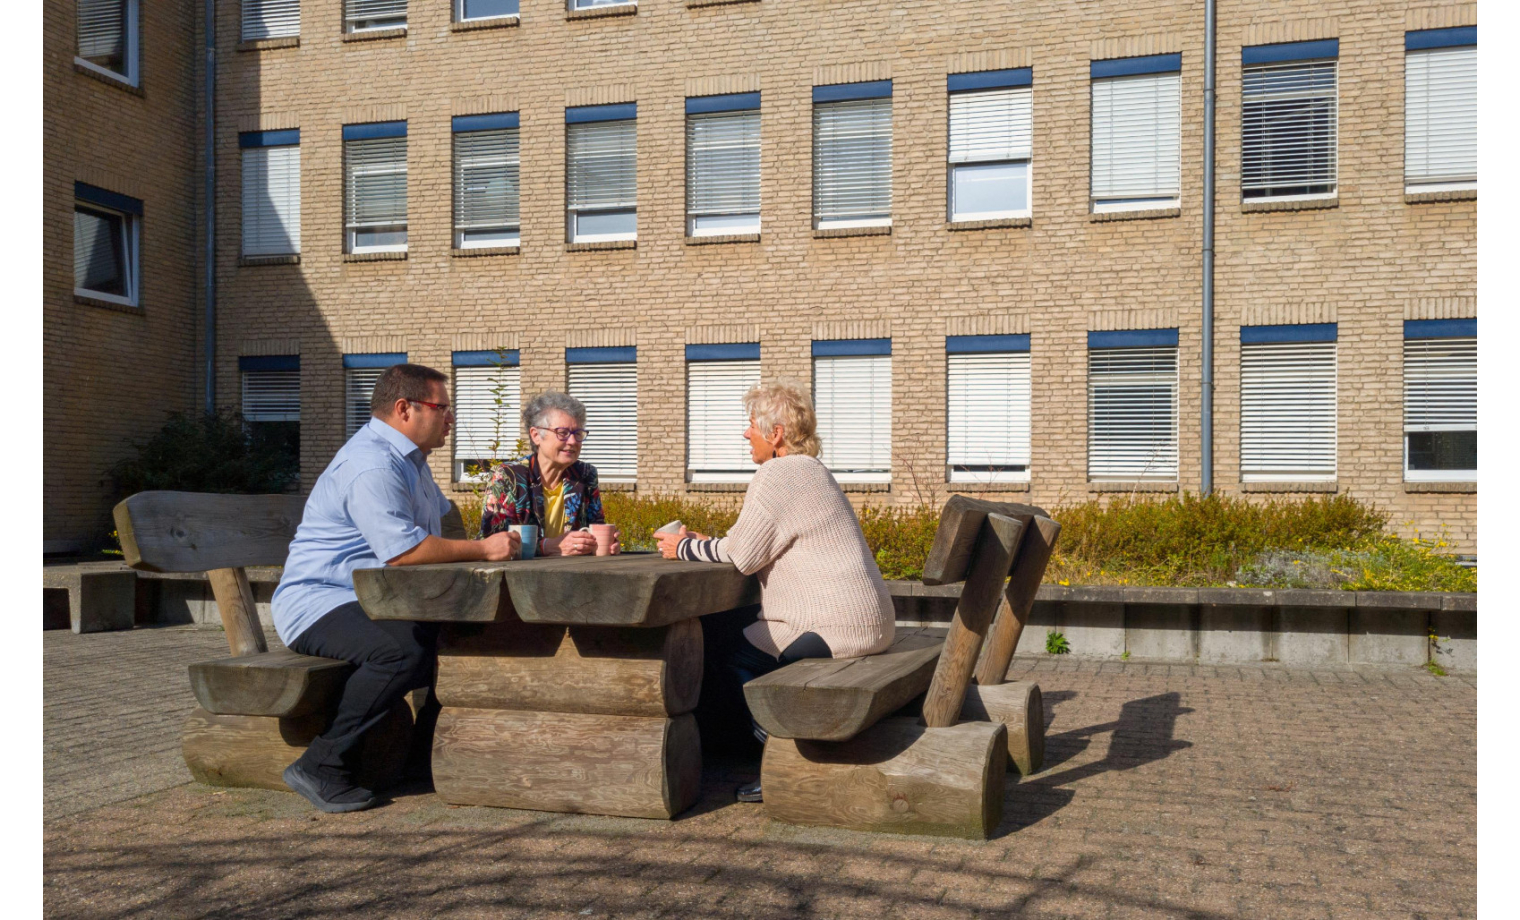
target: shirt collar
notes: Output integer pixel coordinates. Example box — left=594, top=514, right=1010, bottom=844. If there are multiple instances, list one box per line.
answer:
left=365, top=416, right=425, bottom=460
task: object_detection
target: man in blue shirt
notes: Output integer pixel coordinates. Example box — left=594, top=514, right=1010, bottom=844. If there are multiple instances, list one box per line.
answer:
left=273, top=363, right=519, bottom=813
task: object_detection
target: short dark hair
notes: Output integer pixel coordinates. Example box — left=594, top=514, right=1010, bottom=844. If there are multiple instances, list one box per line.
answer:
left=370, top=363, right=448, bottom=417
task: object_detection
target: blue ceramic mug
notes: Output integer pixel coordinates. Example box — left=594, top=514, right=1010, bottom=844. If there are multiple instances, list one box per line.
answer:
left=508, top=524, right=540, bottom=560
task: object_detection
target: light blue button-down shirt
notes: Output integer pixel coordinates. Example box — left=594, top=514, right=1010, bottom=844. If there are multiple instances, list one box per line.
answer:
left=272, top=417, right=452, bottom=644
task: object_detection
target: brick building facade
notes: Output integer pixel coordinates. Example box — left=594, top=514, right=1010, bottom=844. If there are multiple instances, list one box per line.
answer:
left=44, top=0, right=1479, bottom=553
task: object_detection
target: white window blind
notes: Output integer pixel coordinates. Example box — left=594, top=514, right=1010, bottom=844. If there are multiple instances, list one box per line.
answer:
left=242, top=0, right=299, bottom=40
left=687, top=360, right=760, bottom=482
left=1241, top=60, right=1338, bottom=198
left=1239, top=342, right=1337, bottom=481
left=686, top=111, right=761, bottom=236
left=242, top=145, right=300, bottom=256
left=346, top=0, right=405, bottom=31
left=948, top=87, right=1032, bottom=221
left=77, top=0, right=135, bottom=80
left=947, top=353, right=1031, bottom=483
left=813, top=99, right=892, bottom=227
left=567, top=119, right=636, bottom=241
left=1404, top=337, right=1477, bottom=480
left=1091, top=72, right=1181, bottom=208
left=344, top=136, right=407, bottom=252
left=454, top=128, right=520, bottom=248
left=568, top=363, right=637, bottom=481
left=345, top=368, right=384, bottom=439
left=454, top=365, right=521, bottom=481
left=1088, top=347, right=1178, bottom=480
left=1405, top=46, right=1477, bottom=189
left=242, top=370, right=300, bottom=422
left=814, top=355, right=891, bottom=481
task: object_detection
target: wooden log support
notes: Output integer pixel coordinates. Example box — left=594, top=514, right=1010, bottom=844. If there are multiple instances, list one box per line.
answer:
left=973, top=517, right=1062, bottom=686
left=761, top=717, right=1007, bottom=838
left=960, top=681, right=1045, bottom=775
left=743, top=629, right=945, bottom=741
left=206, top=567, right=268, bottom=657
left=431, top=708, right=702, bottom=819
left=189, top=649, right=354, bottom=718
left=435, top=619, right=704, bottom=717
left=920, top=513, right=1026, bottom=728
left=181, top=701, right=412, bottom=791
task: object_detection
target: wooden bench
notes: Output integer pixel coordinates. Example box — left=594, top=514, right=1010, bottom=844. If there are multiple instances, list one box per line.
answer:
left=744, top=495, right=1061, bottom=838
left=113, top=491, right=467, bottom=792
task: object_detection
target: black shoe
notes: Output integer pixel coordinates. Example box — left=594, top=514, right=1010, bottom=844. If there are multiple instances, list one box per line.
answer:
left=736, top=781, right=763, bottom=803
left=282, top=763, right=377, bottom=814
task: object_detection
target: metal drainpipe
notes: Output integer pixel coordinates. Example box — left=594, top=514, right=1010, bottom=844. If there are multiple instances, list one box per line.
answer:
left=1200, top=0, right=1217, bottom=495
left=202, top=0, right=217, bottom=415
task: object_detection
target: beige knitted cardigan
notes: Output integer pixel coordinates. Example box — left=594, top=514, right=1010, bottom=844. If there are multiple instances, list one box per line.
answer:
left=706, top=454, right=895, bottom=659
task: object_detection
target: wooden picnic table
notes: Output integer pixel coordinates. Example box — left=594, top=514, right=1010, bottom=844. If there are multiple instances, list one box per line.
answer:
left=352, top=553, right=759, bottom=819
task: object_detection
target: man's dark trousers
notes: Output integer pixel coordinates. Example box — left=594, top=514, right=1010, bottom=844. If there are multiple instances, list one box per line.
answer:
left=287, top=601, right=439, bottom=782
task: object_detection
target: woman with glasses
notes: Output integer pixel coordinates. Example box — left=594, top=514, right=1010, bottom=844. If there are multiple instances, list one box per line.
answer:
left=478, top=391, right=619, bottom=556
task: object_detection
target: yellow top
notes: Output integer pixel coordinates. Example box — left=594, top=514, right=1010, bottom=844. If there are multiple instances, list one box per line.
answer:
left=542, top=480, right=567, bottom=538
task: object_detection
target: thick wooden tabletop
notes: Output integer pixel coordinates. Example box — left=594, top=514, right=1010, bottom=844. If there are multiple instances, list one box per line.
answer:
left=353, top=553, right=758, bottom=627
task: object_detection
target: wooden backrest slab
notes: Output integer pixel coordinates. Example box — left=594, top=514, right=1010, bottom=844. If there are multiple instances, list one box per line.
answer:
left=113, top=491, right=305, bottom=573
left=921, top=495, right=1048, bottom=586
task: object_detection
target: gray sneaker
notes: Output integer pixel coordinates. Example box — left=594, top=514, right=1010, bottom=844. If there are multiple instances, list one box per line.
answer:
left=282, top=763, right=377, bottom=814
left=736, top=781, right=763, bottom=803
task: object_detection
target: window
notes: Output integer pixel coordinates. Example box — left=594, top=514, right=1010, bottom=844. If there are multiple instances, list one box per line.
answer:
left=571, top=0, right=632, bottom=10
left=1241, top=40, right=1338, bottom=200
left=1404, top=321, right=1476, bottom=482
left=946, top=336, right=1031, bottom=483
left=345, top=0, right=405, bottom=32
left=566, top=348, right=637, bottom=482
left=453, top=351, right=521, bottom=482
left=813, top=340, right=891, bottom=483
left=1090, top=55, right=1181, bottom=212
left=1239, top=325, right=1337, bottom=482
left=456, top=0, right=516, bottom=21
left=1087, top=330, right=1179, bottom=481
left=1405, top=28, right=1477, bottom=193
left=686, top=94, right=761, bottom=237
left=566, top=104, right=637, bottom=243
left=240, top=355, right=300, bottom=477
left=76, top=0, right=138, bottom=85
left=813, top=81, right=892, bottom=229
left=343, top=354, right=405, bottom=439
left=73, top=182, right=140, bottom=307
left=240, top=130, right=301, bottom=257
left=343, top=122, right=407, bottom=254
left=241, top=0, right=299, bottom=40
left=947, top=70, right=1032, bottom=222
left=453, top=113, right=520, bottom=249
left=687, top=344, right=761, bottom=483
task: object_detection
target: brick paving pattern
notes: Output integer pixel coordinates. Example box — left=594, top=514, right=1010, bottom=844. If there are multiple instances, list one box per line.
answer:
left=45, top=629, right=1476, bottom=918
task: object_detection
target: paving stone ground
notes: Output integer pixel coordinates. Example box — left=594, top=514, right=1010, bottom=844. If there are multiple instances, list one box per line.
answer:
left=44, top=626, right=1476, bottom=919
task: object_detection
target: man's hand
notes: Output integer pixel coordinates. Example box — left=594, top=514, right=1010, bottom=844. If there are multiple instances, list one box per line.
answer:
left=655, top=526, right=690, bottom=559
left=479, top=530, right=520, bottom=562
left=389, top=531, right=519, bottom=566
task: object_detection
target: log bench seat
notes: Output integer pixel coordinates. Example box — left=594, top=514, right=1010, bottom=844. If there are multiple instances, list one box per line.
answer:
left=189, top=649, right=354, bottom=718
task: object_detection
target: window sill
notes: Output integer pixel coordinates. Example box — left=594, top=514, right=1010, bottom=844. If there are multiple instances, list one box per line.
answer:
left=947, top=218, right=1031, bottom=232
left=75, top=294, right=144, bottom=316
left=947, top=481, right=1030, bottom=493
left=452, top=246, right=520, bottom=258
left=237, top=36, right=299, bottom=51
left=598, top=480, right=637, bottom=492
left=813, top=225, right=891, bottom=239
left=343, top=251, right=407, bottom=262
left=343, top=27, right=407, bottom=42
left=1406, top=188, right=1476, bottom=204
left=566, top=240, right=636, bottom=252
left=1242, top=196, right=1338, bottom=213
left=839, top=481, right=891, bottom=493
left=567, top=4, right=636, bottom=20
left=240, top=254, right=300, bottom=267
left=451, top=15, right=520, bottom=31
left=1087, top=481, right=1178, bottom=493
left=688, top=0, right=759, bottom=7
left=73, top=61, right=144, bottom=97
left=1404, top=481, right=1476, bottom=493
left=685, top=233, right=760, bottom=246
left=1240, top=481, right=1338, bottom=494
left=686, top=482, right=750, bottom=493
left=1090, top=207, right=1180, bottom=223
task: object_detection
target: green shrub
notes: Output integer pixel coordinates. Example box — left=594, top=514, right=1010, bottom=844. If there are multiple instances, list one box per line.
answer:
left=857, top=503, right=941, bottom=581
left=110, top=410, right=299, bottom=498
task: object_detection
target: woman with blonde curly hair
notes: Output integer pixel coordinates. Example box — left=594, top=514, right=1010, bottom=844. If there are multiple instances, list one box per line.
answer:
left=655, top=378, right=895, bottom=803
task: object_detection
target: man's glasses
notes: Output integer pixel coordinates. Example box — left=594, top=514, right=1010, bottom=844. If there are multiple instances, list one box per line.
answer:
left=535, top=426, right=589, bottom=443
left=408, top=399, right=454, bottom=416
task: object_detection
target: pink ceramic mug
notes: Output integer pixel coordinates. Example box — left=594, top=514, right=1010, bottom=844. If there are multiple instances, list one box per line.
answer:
left=589, top=523, right=616, bottom=556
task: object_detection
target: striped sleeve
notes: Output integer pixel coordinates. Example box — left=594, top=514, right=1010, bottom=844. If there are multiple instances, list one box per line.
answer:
left=677, top=536, right=732, bottom=564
